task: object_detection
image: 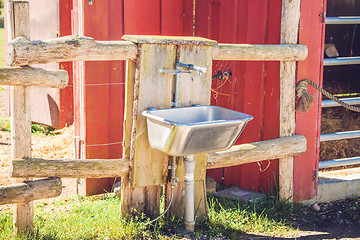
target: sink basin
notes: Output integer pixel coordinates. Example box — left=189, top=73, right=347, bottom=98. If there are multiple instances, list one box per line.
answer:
left=142, top=105, right=253, bottom=156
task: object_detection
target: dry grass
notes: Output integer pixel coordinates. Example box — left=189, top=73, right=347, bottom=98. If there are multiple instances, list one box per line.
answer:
left=0, top=125, right=74, bottom=186
left=320, top=107, right=360, bottom=162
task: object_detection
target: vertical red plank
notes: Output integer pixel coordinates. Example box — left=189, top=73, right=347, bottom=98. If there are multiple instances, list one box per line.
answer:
left=161, top=0, right=183, bottom=36
left=124, top=0, right=161, bottom=35
left=107, top=1, right=125, bottom=159
left=71, top=0, right=81, bottom=158
left=197, top=0, right=282, bottom=194
left=259, top=0, right=281, bottom=193
left=161, top=0, right=194, bottom=36
left=294, top=0, right=326, bottom=201
left=234, top=0, right=268, bottom=191
left=83, top=0, right=111, bottom=195
left=59, top=0, right=74, bottom=128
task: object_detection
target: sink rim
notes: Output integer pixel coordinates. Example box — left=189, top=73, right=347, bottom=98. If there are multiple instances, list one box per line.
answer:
left=142, top=105, right=254, bottom=126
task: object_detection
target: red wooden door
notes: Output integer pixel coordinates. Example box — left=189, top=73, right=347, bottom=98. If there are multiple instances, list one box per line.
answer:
left=196, top=0, right=282, bottom=194
left=294, top=0, right=326, bottom=201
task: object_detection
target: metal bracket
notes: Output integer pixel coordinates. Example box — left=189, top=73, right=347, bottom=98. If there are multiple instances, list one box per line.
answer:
left=212, top=70, right=232, bottom=81
left=158, top=62, right=207, bottom=76
left=313, top=169, right=319, bottom=182
left=158, top=69, right=190, bottom=75
left=320, top=11, right=326, bottom=23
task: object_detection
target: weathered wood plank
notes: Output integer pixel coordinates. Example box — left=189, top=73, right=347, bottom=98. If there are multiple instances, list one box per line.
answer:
left=121, top=52, right=163, bottom=218
left=8, top=0, right=34, bottom=235
left=0, top=178, right=62, bottom=205
left=9, top=136, right=307, bottom=179
left=10, top=158, right=130, bottom=178
left=207, top=135, right=307, bottom=169
left=279, top=0, right=301, bottom=201
left=0, top=66, right=68, bottom=88
left=8, top=35, right=137, bottom=66
left=213, top=44, right=308, bottom=61
left=131, top=43, right=176, bottom=187
left=122, top=35, right=217, bottom=45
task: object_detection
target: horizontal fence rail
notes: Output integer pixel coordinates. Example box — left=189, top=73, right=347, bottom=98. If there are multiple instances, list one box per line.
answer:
left=213, top=44, right=308, bottom=61
left=322, top=97, right=360, bottom=108
left=206, top=135, right=306, bottom=169
left=326, top=17, right=360, bottom=25
left=8, top=35, right=138, bottom=66
left=10, top=158, right=131, bottom=178
left=320, top=130, right=360, bottom=142
left=8, top=35, right=309, bottom=66
left=0, top=66, right=68, bottom=88
left=10, top=136, right=307, bottom=179
left=324, top=57, right=360, bottom=66
left=0, top=178, right=62, bottom=205
left=319, top=156, right=360, bottom=169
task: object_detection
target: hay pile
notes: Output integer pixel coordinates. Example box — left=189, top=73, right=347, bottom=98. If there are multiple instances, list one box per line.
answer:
left=320, top=107, right=360, bottom=162
left=0, top=125, right=74, bottom=186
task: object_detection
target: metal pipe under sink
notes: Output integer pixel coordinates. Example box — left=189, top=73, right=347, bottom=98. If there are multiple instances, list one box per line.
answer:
left=184, top=155, right=196, bottom=232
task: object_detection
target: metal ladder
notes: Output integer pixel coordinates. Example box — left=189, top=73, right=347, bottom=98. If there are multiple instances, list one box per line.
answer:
left=319, top=16, right=360, bottom=169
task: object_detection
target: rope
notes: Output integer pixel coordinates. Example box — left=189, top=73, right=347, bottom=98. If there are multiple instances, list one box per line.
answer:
left=296, top=79, right=360, bottom=113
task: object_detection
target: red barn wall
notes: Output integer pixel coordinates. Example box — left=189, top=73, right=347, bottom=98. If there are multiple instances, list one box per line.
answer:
left=69, top=0, right=325, bottom=200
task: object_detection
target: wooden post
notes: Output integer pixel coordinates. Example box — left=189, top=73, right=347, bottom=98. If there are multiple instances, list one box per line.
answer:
left=279, top=0, right=301, bottom=201
left=166, top=44, right=215, bottom=219
left=121, top=59, right=163, bottom=216
left=7, top=0, right=33, bottom=235
left=121, top=35, right=216, bottom=218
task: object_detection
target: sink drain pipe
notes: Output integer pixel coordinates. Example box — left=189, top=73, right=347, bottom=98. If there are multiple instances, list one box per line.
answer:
left=184, top=155, right=196, bottom=232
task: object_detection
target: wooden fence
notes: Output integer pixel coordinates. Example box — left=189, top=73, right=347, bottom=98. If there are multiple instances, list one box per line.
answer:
left=1, top=0, right=306, bottom=236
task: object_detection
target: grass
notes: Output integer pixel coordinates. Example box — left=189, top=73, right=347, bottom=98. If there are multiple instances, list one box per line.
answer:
left=0, top=116, right=56, bottom=135
left=0, top=116, right=10, bottom=131
left=0, top=194, right=307, bottom=240
left=0, top=28, right=4, bottom=66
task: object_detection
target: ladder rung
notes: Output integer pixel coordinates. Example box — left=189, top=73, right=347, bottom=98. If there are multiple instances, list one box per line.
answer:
left=326, top=17, right=360, bottom=25
left=320, top=130, right=360, bottom=142
left=322, top=97, right=360, bottom=108
left=324, top=57, right=360, bottom=66
left=319, top=157, right=360, bottom=169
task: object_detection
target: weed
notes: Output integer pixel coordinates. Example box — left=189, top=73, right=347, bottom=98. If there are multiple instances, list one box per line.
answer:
left=0, top=116, right=10, bottom=131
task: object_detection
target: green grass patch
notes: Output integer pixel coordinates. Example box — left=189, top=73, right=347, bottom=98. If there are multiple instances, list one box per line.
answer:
left=0, top=116, right=10, bottom=131
left=0, top=117, right=57, bottom=135
left=0, top=194, right=308, bottom=240
left=0, top=28, right=5, bottom=66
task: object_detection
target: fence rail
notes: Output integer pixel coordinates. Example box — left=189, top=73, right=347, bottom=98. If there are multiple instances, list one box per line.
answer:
left=326, top=17, right=360, bottom=25
left=324, top=57, right=360, bottom=66
left=319, top=156, right=360, bottom=169
left=320, top=130, right=360, bottom=142
left=322, top=97, right=360, bottom=108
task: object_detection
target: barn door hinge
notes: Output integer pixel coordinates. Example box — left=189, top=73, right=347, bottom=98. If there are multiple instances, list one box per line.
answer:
left=313, top=169, right=319, bottom=181
left=320, top=11, right=326, bottom=23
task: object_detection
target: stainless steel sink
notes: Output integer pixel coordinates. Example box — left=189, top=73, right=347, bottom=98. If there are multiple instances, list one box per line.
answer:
left=142, top=105, right=253, bottom=156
